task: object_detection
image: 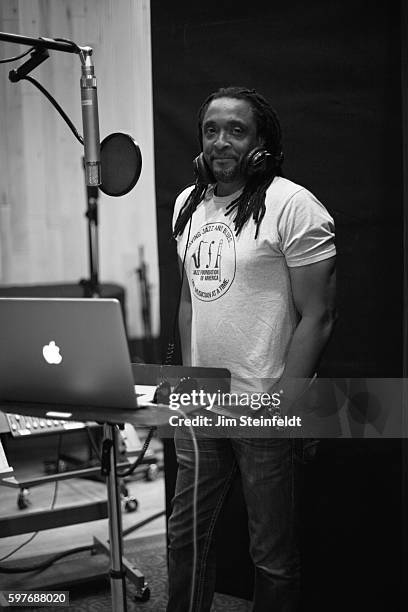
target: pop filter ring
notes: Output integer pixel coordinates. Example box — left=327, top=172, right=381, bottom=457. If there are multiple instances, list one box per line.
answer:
left=100, top=132, right=142, bottom=197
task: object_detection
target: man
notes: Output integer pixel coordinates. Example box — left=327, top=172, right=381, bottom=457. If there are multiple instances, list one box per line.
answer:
left=168, top=87, right=336, bottom=612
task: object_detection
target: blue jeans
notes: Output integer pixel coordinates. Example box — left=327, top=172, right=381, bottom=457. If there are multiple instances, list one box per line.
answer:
left=166, top=429, right=300, bottom=612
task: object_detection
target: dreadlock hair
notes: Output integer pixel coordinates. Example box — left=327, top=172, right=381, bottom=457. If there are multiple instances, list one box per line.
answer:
left=173, top=86, right=284, bottom=240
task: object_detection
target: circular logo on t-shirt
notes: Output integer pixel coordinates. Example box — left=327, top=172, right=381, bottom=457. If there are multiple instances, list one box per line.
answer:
left=187, top=222, right=236, bottom=301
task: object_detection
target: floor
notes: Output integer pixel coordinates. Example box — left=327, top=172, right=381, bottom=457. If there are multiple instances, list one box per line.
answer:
left=0, top=428, right=166, bottom=563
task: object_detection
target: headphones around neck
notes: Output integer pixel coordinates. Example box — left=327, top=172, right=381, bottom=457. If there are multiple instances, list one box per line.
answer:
left=193, top=147, right=283, bottom=185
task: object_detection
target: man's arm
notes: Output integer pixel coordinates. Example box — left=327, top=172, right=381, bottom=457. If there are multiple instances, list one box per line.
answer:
left=178, top=256, right=192, bottom=366
left=276, top=255, right=337, bottom=400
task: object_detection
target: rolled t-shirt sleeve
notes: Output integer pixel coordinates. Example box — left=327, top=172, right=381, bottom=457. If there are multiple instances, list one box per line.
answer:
left=278, top=188, right=336, bottom=267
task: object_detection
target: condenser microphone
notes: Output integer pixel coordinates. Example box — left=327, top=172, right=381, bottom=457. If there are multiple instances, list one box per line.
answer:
left=80, top=47, right=101, bottom=187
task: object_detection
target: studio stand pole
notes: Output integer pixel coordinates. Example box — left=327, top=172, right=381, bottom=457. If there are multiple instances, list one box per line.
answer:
left=0, top=32, right=102, bottom=299
left=0, top=31, right=130, bottom=611
left=101, top=424, right=127, bottom=612
left=78, top=44, right=101, bottom=298
left=80, top=176, right=101, bottom=298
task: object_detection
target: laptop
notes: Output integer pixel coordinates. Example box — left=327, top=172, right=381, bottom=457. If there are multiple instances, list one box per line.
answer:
left=0, top=298, right=140, bottom=410
left=0, top=298, right=231, bottom=413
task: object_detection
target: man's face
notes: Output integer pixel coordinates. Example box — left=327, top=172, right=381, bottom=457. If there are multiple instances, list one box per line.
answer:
left=202, top=97, right=262, bottom=191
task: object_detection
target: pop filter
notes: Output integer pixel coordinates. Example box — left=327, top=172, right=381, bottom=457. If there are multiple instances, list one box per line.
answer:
left=99, top=132, right=142, bottom=196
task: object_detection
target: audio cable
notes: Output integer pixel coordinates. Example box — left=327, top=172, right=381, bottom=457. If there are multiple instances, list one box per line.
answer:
left=0, top=46, right=35, bottom=63
left=115, top=213, right=194, bottom=478
left=5, top=37, right=84, bottom=144
left=116, top=426, right=156, bottom=478
left=18, top=75, right=83, bottom=144
left=0, top=545, right=93, bottom=574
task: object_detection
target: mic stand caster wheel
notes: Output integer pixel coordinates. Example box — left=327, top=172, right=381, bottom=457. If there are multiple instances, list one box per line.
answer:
left=134, top=584, right=150, bottom=602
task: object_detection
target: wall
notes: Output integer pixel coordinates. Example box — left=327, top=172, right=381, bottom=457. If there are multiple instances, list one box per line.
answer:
left=0, top=0, right=159, bottom=338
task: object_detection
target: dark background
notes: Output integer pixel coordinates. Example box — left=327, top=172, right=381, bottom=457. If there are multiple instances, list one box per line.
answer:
left=151, top=1, right=403, bottom=609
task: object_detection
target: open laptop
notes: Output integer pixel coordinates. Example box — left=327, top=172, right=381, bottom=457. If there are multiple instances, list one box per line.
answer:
left=0, top=298, right=141, bottom=410
left=0, top=298, right=231, bottom=413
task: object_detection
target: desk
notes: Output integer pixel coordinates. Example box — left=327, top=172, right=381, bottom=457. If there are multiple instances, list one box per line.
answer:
left=0, top=401, right=187, bottom=612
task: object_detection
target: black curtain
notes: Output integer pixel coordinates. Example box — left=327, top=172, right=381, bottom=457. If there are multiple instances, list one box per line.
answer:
left=151, top=1, right=403, bottom=609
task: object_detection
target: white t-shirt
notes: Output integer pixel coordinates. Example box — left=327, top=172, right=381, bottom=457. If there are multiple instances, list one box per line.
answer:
left=173, top=176, right=336, bottom=394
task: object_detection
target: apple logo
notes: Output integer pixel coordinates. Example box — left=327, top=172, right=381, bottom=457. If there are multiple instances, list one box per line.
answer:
left=42, top=341, right=63, bottom=365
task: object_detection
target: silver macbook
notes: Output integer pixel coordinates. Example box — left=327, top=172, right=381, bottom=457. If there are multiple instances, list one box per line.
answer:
left=0, top=298, right=139, bottom=410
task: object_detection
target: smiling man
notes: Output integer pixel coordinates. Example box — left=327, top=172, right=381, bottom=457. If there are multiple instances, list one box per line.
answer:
left=202, top=96, right=262, bottom=192
left=168, top=87, right=337, bottom=612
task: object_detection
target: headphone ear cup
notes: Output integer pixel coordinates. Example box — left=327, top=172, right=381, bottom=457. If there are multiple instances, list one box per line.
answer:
left=242, top=147, right=272, bottom=176
left=193, top=153, right=215, bottom=185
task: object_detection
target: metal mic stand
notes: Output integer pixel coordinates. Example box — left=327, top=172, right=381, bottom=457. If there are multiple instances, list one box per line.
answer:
left=78, top=44, right=101, bottom=298
left=0, top=31, right=129, bottom=612
left=101, top=424, right=127, bottom=611
left=80, top=167, right=100, bottom=298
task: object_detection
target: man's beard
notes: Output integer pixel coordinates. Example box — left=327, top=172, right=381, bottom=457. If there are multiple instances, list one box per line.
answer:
left=211, top=162, right=241, bottom=183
